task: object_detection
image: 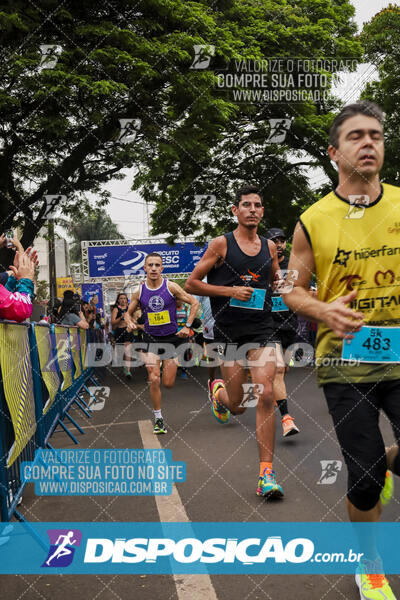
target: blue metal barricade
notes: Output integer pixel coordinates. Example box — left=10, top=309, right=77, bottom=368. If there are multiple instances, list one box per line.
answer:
left=0, top=320, right=95, bottom=521
left=0, top=322, right=39, bottom=521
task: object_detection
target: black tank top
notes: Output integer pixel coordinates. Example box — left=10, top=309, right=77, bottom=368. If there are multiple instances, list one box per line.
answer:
left=208, top=232, right=273, bottom=329
left=114, top=306, right=128, bottom=329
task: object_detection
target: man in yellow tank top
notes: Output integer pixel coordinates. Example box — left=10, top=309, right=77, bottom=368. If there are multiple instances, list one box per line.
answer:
left=285, top=101, right=400, bottom=600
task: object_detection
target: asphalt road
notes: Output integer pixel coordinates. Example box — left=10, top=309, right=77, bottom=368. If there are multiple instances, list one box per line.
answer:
left=2, top=363, right=400, bottom=599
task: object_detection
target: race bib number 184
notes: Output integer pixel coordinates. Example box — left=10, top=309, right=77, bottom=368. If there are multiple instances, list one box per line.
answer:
left=148, top=311, right=171, bottom=326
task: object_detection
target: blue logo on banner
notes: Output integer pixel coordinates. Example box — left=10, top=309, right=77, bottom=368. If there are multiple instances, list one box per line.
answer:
left=121, top=250, right=147, bottom=273
left=87, top=243, right=207, bottom=278
left=42, top=529, right=81, bottom=568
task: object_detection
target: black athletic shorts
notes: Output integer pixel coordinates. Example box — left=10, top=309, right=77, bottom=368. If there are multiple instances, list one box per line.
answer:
left=275, top=329, right=297, bottom=351
left=141, top=331, right=188, bottom=358
left=212, top=325, right=277, bottom=360
left=323, top=380, right=400, bottom=511
left=114, top=328, right=134, bottom=344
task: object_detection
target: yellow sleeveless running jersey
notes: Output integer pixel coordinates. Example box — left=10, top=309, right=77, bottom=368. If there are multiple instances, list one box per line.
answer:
left=300, top=182, right=400, bottom=385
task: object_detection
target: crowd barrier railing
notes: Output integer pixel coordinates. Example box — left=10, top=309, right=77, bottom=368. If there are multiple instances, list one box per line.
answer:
left=0, top=321, right=100, bottom=522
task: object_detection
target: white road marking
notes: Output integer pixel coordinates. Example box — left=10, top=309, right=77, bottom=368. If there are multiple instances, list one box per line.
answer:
left=138, top=419, right=218, bottom=600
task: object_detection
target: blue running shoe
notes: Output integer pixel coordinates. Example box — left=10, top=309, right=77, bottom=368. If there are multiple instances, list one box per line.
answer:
left=257, top=468, right=284, bottom=499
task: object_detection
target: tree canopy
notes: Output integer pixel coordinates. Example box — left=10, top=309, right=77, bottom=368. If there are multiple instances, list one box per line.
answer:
left=0, top=0, right=362, bottom=260
left=60, top=208, right=124, bottom=263
left=360, top=4, right=400, bottom=186
left=134, top=0, right=362, bottom=240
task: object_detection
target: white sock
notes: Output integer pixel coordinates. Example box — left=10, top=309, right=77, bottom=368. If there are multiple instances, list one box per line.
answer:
left=154, top=410, right=162, bottom=420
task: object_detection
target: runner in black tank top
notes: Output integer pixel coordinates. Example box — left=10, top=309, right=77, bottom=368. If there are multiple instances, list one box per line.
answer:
left=185, top=185, right=284, bottom=499
left=111, top=292, right=134, bottom=379
left=208, top=231, right=274, bottom=339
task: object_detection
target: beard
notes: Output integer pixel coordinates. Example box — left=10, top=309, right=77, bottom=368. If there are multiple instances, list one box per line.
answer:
left=243, top=221, right=258, bottom=229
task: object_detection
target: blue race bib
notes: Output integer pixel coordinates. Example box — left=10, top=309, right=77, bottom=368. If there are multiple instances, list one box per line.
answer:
left=229, top=288, right=266, bottom=311
left=272, top=296, right=289, bottom=312
left=342, top=326, right=400, bottom=363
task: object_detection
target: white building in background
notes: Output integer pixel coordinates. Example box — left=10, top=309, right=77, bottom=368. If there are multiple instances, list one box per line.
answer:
left=34, top=227, right=70, bottom=283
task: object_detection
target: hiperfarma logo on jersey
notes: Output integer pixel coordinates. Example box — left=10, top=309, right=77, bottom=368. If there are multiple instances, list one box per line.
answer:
left=149, top=295, right=165, bottom=311
left=120, top=251, right=147, bottom=274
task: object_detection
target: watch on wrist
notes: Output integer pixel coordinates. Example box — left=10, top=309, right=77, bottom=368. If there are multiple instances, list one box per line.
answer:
left=185, top=322, right=193, bottom=329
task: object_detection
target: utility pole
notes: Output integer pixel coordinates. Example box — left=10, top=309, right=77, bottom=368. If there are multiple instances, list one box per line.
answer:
left=48, top=218, right=57, bottom=306
left=146, top=202, right=150, bottom=237
left=43, top=194, right=62, bottom=307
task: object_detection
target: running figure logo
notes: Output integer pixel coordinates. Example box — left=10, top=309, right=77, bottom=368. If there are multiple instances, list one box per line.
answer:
left=317, top=460, right=342, bottom=485
left=239, top=383, right=264, bottom=408
left=118, top=118, right=142, bottom=144
left=274, top=269, right=299, bottom=293
left=266, top=118, right=292, bottom=143
left=42, top=529, right=82, bottom=568
left=87, top=386, right=110, bottom=411
left=194, top=194, right=216, bottom=207
left=43, top=195, right=65, bottom=220
left=190, top=44, right=215, bottom=69
left=39, top=45, right=62, bottom=69
left=344, top=195, right=370, bottom=220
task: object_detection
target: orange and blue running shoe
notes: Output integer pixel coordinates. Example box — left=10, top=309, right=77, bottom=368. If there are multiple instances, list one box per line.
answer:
left=257, top=467, right=284, bottom=499
left=210, top=379, right=230, bottom=424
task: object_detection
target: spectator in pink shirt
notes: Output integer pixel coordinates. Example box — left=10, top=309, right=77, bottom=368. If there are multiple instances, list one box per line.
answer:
left=0, top=233, right=37, bottom=322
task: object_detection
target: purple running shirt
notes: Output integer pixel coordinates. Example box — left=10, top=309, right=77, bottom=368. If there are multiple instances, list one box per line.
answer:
left=139, top=279, right=178, bottom=336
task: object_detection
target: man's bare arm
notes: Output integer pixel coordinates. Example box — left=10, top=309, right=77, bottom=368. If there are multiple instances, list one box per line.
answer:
left=268, top=240, right=280, bottom=287
left=125, top=288, right=140, bottom=330
left=168, top=282, right=199, bottom=324
left=284, top=222, right=364, bottom=338
left=185, top=237, right=253, bottom=302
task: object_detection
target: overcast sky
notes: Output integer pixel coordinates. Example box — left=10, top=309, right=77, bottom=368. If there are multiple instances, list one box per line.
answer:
left=78, top=0, right=399, bottom=240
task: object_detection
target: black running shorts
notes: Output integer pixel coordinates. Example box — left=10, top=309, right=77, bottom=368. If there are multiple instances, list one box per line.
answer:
left=212, top=325, right=277, bottom=360
left=114, top=328, right=134, bottom=344
left=141, top=331, right=189, bottom=358
left=323, top=380, right=400, bottom=511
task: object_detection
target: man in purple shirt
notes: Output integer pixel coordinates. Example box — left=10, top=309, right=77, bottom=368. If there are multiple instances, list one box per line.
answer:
left=126, top=252, right=199, bottom=434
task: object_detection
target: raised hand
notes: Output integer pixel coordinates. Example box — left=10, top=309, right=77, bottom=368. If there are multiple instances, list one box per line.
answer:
left=9, top=250, right=35, bottom=281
